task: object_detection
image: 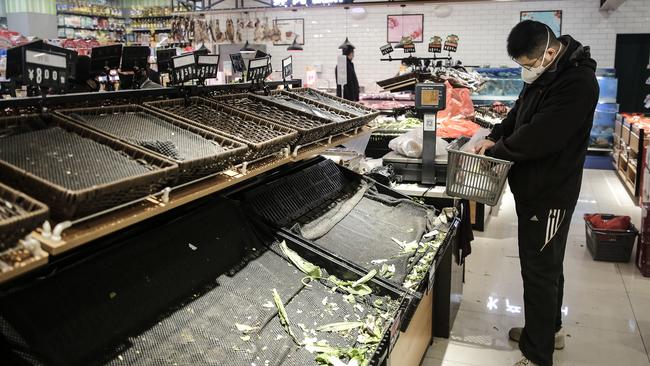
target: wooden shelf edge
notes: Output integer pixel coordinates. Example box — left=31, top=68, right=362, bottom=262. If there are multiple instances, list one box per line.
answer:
left=0, top=254, right=48, bottom=285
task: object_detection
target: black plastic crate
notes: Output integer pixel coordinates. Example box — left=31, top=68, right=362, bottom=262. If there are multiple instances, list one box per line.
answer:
left=585, top=214, right=638, bottom=262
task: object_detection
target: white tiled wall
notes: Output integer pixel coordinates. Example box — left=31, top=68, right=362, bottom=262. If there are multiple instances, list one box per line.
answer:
left=203, top=0, right=650, bottom=92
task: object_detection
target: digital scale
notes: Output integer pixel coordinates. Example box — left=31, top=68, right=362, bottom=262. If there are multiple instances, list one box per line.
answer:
left=382, top=82, right=446, bottom=185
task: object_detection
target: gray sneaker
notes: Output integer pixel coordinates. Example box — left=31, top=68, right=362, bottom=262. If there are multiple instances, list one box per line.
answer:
left=509, top=327, right=565, bottom=350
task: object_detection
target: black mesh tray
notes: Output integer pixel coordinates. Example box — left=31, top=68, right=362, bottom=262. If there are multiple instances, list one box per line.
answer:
left=144, top=97, right=298, bottom=160
left=265, top=90, right=375, bottom=134
left=234, top=158, right=452, bottom=306
left=289, top=88, right=377, bottom=118
left=0, top=114, right=177, bottom=220
left=207, top=93, right=337, bottom=146
left=56, top=105, right=249, bottom=182
left=0, top=183, right=49, bottom=251
left=0, top=198, right=406, bottom=366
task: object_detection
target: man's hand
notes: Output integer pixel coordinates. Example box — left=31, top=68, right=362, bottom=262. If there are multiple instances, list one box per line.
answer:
left=473, top=139, right=496, bottom=155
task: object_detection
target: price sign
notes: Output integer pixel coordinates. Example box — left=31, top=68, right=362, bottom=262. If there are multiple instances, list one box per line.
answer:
left=22, top=48, right=68, bottom=89
left=282, top=56, right=293, bottom=80
left=197, top=54, right=219, bottom=79
left=380, top=43, right=394, bottom=55
left=403, top=43, right=416, bottom=54
left=230, top=53, right=245, bottom=73
left=170, top=53, right=197, bottom=84
left=444, top=34, right=459, bottom=52
left=428, top=36, right=442, bottom=53
left=247, top=56, right=270, bottom=83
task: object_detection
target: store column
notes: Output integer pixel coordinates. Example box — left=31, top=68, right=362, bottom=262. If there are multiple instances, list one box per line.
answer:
left=6, top=0, right=57, bottom=39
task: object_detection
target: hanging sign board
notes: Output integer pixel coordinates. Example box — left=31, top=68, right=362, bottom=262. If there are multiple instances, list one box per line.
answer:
left=22, top=48, right=68, bottom=89
left=247, top=56, right=270, bottom=82
left=428, top=36, right=442, bottom=53
left=443, top=34, right=459, bottom=52
left=403, top=43, right=416, bottom=54
left=380, top=43, right=394, bottom=55
left=336, top=55, right=347, bottom=86
left=197, top=54, right=219, bottom=79
left=170, top=53, right=197, bottom=84
left=282, top=56, right=293, bottom=79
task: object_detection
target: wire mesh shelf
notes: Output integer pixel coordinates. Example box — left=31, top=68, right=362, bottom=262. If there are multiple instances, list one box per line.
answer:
left=57, top=104, right=249, bottom=182
left=289, top=88, right=377, bottom=117
left=144, top=97, right=298, bottom=160
left=207, top=93, right=337, bottom=146
left=0, top=114, right=177, bottom=220
left=445, top=137, right=513, bottom=206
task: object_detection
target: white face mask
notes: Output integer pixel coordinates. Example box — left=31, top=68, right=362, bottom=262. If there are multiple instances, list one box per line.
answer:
left=520, top=30, right=561, bottom=84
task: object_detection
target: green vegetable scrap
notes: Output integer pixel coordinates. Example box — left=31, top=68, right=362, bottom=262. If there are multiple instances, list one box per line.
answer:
left=379, top=263, right=395, bottom=279
left=279, top=241, right=322, bottom=280
left=316, top=321, right=364, bottom=332
left=402, top=236, right=445, bottom=290
left=327, top=276, right=373, bottom=296
left=272, top=288, right=302, bottom=345
left=351, top=269, right=377, bottom=288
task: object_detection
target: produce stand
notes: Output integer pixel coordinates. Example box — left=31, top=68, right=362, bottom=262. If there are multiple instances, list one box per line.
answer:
left=0, top=83, right=462, bottom=366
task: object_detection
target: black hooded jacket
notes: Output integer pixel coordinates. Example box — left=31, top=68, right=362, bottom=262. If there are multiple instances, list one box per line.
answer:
left=486, top=35, right=599, bottom=209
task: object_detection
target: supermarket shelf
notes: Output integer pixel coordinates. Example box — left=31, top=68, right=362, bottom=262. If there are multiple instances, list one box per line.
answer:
left=58, top=25, right=125, bottom=32
left=32, top=126, right=372, bottom=256
left=131, top=28, right=172, bottom=32
left=130, top=15, right=174, bottom=20
left=58, top=10, right=124, bottom=19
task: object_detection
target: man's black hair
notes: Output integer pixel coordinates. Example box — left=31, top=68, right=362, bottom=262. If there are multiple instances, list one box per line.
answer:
left=342, top=45, right=355, bottom=56
left=507, top=20, right=560, bottom=59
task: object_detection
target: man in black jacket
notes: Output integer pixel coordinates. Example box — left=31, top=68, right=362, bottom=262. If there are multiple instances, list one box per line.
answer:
left=336, top=45, right=360, bottom=101
left=474, top=20, right=599, bottom=366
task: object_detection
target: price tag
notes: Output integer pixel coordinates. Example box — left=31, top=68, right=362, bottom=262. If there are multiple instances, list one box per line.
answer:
left=380, top=43, right=393, bottom=55
left=423, top=114, right=436, bottom=132
left=444, top=34, right=459, bottom=52
left=22, top=48, right=68, bottom=89
left=403, top=43, right=416, bottom=53
left=197, top=54, right=219, bottom=79
left=170, top=53, right=197, bottom=84
left=282, top=56, right=293, bottom=80
left=428, top=36, right=442, bottom=53
left=247, top=56, right=270, bottom=82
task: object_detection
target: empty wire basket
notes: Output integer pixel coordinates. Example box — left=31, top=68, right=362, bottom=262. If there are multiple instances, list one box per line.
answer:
left=57, top=105, right=249, bottom=182
left=265, top=90, right=376, bottom=134
left=289, top=88, right=377, bottom=117
left=0, top=183, right=49, bottom=250
left=445, top=137, right=513, bottom=206
left=0, top=114, right=177, bottom=220
left=207, top=93, right=337, bottom=145
left=144, top=97, right=298, bottom=160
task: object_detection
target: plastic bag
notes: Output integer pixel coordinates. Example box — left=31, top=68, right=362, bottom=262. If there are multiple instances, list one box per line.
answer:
left=388, top=128, right=450, bottom=160
left=437, top=81, right=475, bottom=120
left=462, top=128, right=491, bottom=153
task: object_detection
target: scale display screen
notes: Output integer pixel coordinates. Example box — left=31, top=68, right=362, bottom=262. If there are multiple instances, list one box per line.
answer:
left=415, top=83, right=446, bottom=113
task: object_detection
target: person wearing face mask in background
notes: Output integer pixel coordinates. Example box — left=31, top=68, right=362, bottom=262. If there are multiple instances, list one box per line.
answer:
left=336, top=45, right=360, bottom=102
left=472, top=20, right=599, bottom=366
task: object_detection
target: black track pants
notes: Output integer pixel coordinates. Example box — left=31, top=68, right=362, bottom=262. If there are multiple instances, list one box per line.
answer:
left=515, top=204, right=573, bottom=366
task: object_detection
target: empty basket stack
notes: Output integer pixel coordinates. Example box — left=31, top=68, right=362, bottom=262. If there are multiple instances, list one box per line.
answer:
left=57, top=105, right=249, bottom=183
left=0, top=114, right=177, bottom=220
left=144, top=97, right=298, bottom=160
left=207, top=93, right=337, bottom=146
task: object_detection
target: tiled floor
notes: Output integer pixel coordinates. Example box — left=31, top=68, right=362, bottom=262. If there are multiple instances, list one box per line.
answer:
left=422, top=169, right=650, bottom=366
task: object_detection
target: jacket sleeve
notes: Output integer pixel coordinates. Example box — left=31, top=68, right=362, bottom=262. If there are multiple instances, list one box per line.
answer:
left=486, top=76, right=597, bottom=162
left=487, top=99, right=519, bottom=141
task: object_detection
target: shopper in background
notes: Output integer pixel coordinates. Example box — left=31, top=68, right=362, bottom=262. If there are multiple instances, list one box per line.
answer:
left=473, top=20, right=599, bottom=366
left=336, top=45, right=360, bottom=102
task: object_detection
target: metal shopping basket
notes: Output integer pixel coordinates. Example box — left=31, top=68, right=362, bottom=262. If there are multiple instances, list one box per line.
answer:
left=445, top=137, right=513, bottom=206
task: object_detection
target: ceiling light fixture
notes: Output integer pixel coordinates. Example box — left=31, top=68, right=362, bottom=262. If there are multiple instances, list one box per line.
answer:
left=338, top=6, right=354, bottom=49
